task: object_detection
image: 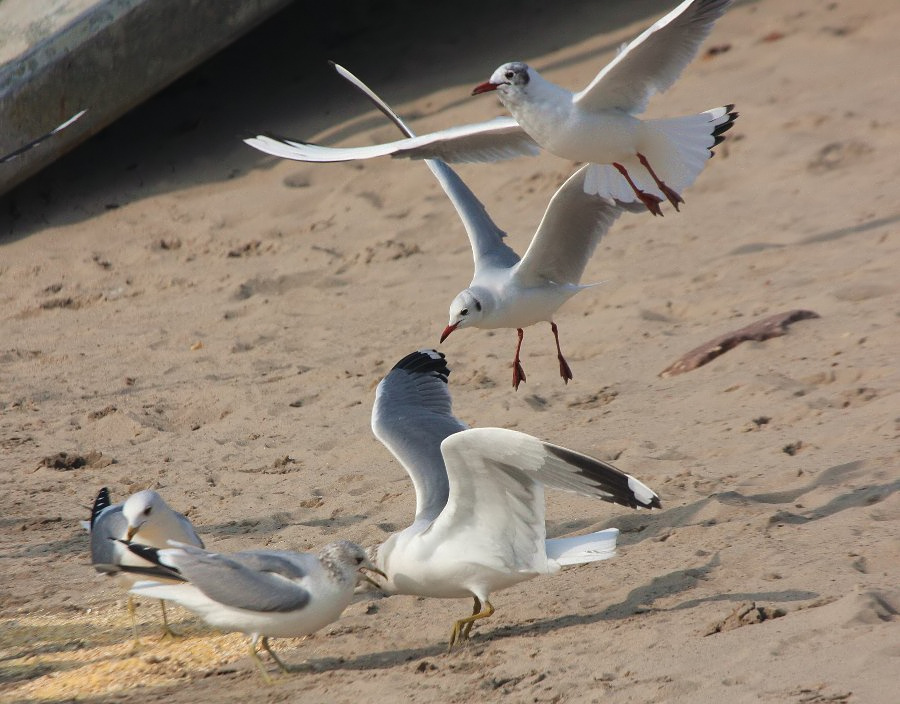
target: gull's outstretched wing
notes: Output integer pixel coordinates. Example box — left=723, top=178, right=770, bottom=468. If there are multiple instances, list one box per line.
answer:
left=309, top=63, right=521, bottom=274
left=515, top=166, right=641, bottom=287
left=441, top=427, right=659, bottom=513
left=574, top=0, right=732, bottom=113
left=424, top=427, right=660, bottom=570
left=245, top=116, right=538, bottom=165
left=372, top=350, right=467, bottom=523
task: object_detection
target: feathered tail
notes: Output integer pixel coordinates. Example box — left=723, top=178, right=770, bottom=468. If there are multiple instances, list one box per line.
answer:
left=585, top=105, right=738, bottom=205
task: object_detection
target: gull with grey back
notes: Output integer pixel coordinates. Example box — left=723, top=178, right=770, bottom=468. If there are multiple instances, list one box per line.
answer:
left=104, top=539, right=383, bottom=680
left=84, top=487, right=203, bottom=646
left=370, top=350, right=661, bottom=649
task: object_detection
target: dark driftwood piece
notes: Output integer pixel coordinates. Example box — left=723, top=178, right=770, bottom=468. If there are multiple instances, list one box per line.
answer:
left=659, top=310, right=820, bottom=377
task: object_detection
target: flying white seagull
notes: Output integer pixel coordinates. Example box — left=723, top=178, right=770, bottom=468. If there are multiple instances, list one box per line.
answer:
left=104, top=539, right=383, bottom=681
left=370, top=350, right=661, bottom=650
left=83, top=487, right=203, bottom=646
left=322, top=62, right=643, bottom=389
left=244, top=0, right=737, bottom=215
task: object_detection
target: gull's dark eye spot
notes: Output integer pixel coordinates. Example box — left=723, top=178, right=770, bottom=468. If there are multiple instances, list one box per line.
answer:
left=355, top=555, right=364, bottom=565
left=143, top=507, right=152, bottom=516
left=474, top=300, right=482, bottom=312
left=505, top=71, right=514, bottom=80
left=460, top=308, right=469, bottom=316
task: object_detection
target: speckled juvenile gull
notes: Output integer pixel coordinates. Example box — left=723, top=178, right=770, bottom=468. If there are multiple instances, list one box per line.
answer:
left=107, top=540, right=383, bottom=680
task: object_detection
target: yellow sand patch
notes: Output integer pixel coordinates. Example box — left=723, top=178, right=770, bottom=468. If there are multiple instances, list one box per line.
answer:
left=0, top=607, right=311, bottom=700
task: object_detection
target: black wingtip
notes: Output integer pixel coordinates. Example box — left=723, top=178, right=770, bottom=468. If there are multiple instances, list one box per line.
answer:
left=90, top=487, right=112, bottom=529
left=710, top=106, right=739, bottom=155
left=545, top=444, right=661, bottom=510
left=391, top=349, right=451, bottom=383
left=117, top=539, right=162, bottom=566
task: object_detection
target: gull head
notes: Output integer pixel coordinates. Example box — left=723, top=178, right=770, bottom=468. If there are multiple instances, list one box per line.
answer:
left=441, top=289, right=484, bottom=342
left=121, top=490, right=167, bottom=540
left=322, top=540, right=386, bottom=589
left=472, top=62, right=531, bottom=96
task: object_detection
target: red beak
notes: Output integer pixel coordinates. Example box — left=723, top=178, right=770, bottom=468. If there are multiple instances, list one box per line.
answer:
left=440, top=323, right=458, bottom=343
left=471, top=81, right=498, bottom=96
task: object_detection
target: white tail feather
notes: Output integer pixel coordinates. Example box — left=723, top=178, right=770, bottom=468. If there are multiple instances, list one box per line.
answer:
left=546, top=528, right=619, bottom=567
left=584, top=106, right=736, bottom=202
left=643, top=106, right=735, bottom=192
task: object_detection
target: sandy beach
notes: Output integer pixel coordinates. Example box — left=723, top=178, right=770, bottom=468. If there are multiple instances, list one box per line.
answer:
left=1, top=0, right=898, bottom=701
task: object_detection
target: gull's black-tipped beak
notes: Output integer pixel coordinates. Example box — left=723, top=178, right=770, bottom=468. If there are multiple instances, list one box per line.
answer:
left=471, top=81, right=498, bottom=96
left=440, top=323, right=458, bottom=343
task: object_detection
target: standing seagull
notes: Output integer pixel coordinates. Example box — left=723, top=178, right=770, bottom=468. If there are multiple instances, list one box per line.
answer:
left=107, top=540, right=382, bottom=681
left=84, top=487, right=204, bottom=646
left=370, top=350, right=661, bottom=650
left=309, top=63, right=643, bottom=388
left=244, top=0, right=737, bottom=214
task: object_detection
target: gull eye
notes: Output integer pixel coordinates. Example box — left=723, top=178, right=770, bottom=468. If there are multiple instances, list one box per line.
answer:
left=143, top=507, right=152, bottom=516
left=355, top=555, right=364, bottom=565
left=460, top=308, right=469, bottom=316
left=505, top=71, right=514, bottom=80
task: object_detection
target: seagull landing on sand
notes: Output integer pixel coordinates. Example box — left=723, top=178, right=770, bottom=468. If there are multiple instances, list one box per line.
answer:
left=105, top=540, right=383, bottom=681
left=325, top=63, right=643, bottom=389
left=244, top=0, right=737, bottom=215
left=369, top=350, right=661, bottom=650
left=83, top=487, right=203, bottom=647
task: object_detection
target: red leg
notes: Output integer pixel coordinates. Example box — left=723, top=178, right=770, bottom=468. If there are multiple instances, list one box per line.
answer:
left=636, top=153, right=684, bottom=211
left=512, top=328, right=527, bottom=390
left=612, top=162, right=663, bottom=216
left=551, top=322, right=573, bottom=384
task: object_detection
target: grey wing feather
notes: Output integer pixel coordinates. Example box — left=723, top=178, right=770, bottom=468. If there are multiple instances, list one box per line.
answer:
left=515, top=166, right=632, bottom=286
left=171, top=549, right=313, bottom=613
left=372, top=351, right=467, bottom=523
left=90, top=507, right=126, bottom=567
left=426, top=160, right=520, bottom=273
left=574, top=0, right=733, bottom=113
left=329, top=63, right=520, bottom=273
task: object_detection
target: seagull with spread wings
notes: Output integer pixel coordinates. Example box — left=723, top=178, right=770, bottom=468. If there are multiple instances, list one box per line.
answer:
left=369, top=350, right=661, bottom=650
left=245, top=0, right=737, bottom=215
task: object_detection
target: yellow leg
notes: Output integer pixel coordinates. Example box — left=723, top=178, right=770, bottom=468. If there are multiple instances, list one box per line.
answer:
left=248, top=635, right=274, bottom=684
left=158, top=601, right=180, bottom=640
left=261, top=637, right=293, bottom=673
left=461, top=597, right=481, bottom=640
left=127, top=595, right=141, bottom=653
left=448, top=599, right=495, bottom=652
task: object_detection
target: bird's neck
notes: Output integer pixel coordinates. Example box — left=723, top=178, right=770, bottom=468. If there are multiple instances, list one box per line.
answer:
left=501, top=72, right=571, bottom=115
